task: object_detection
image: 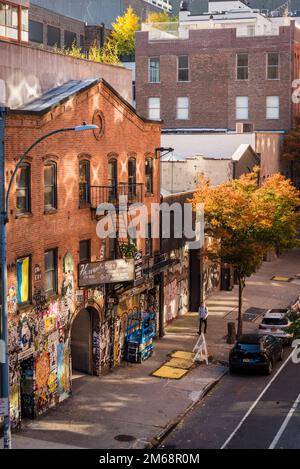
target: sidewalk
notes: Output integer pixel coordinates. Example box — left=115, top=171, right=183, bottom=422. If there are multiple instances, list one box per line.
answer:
left=2, top=249, right=300, bottom=450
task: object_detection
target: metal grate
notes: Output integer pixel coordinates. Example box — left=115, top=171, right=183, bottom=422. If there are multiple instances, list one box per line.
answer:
left=243, top=307, right=266, bottom=322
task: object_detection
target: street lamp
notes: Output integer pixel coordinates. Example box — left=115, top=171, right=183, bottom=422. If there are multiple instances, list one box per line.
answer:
left=0, top=115, right=97, bottom=449
left=154, top=147, right=174, bottom=340
left=155, top=147, right=174, bottom=160
left=155, top=147, right=174, bottom=195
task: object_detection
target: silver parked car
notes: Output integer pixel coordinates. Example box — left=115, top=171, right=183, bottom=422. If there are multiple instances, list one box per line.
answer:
left=258, top=309, right=293, bottom=345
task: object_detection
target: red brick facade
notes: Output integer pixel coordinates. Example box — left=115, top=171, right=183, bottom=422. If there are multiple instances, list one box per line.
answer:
left=4, top=79, right=161, bottom=425
left=136, top=24, right=300, bottom=131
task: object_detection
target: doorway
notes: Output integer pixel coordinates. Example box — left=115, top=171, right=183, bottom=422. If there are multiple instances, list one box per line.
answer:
left=189, top=249, right=201, bottom=312
left=71, top=308, right=99, bottom=375
left=20, top=357, right=35, bottom=420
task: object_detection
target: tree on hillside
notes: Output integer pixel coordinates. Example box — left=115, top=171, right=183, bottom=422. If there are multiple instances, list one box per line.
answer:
left=192, top=170, right=300, bottom=338
left=108, top=6, right=140, bottom=58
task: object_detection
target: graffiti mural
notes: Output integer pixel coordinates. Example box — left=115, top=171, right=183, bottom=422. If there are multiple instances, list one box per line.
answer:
left=178, top=278, right=189, bottom=316
left=163, top=247, right=190, bottom=325
left=35, top=352, right=50, bottom=390
left=92, top=322, right=101, bottom=376
left=164, top=279, right=179, bottom=324
left=100, top=320, right=110, bottom=371
left=10, top=384, right=20, bottom=429
left=57, top=340, right=70, bottom=401
left=7, top=286, right=17, bottom=315
left=48, top=331, right=59, bottom=372
left=203, top=262, right=220, bottom=298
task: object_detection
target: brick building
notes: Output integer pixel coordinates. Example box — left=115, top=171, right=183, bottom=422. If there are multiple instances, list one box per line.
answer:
left=29, top=3, right=86, bottom=50
left=3, top=78, right=162, bottom=425
left=135, top=0, right=300, bottom=186
left=31, top=0, right=172, bottom=28
left=136, top=1, right=300, bottom=133
left=0, top=0, right=29, bottom=43
left=28, top=3, right=113, bottom=52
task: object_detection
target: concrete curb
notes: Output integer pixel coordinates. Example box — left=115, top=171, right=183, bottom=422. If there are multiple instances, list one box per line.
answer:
left=147, top=367, right=228, bottom=449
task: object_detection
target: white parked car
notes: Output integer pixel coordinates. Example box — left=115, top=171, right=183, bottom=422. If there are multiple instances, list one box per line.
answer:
left=258, top=310, right=293, bottom=345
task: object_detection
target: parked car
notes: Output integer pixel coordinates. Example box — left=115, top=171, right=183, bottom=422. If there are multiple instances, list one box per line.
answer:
left=229, top=334, right=284, bottom=375
left=258, top=309, right=293, bottom=345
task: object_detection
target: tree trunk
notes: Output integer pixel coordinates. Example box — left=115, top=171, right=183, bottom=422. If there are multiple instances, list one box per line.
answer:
left=227, top=322, right=236, bottom=344
left=237, top=275, right=245, bottom=339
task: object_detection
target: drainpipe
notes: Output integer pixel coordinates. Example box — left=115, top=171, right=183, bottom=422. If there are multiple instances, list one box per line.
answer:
left=0, top=106, right=11, bottom=449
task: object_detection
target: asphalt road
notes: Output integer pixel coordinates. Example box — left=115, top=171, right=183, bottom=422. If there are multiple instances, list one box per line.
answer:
left=160, top=349, right=300, bottom=450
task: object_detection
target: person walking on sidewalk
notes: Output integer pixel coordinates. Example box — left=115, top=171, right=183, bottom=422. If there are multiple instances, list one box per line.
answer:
left=198, top=302, right=209, bottom=335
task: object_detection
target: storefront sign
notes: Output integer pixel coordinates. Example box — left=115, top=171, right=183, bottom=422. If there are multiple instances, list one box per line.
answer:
left=78, top=259, right=135, bottom=287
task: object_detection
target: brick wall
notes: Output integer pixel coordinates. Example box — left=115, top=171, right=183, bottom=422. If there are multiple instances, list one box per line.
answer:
left=293, top=22, right=300, bottom=122
left=136, top=25, right=295, bottom=131
left=84, top=25, right=111, bottom=50
left=0, top=40, right=133, bottom=108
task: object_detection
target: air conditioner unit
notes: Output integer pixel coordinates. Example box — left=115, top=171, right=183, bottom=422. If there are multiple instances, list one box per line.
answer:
left=236, top=123, right=254, bottom=133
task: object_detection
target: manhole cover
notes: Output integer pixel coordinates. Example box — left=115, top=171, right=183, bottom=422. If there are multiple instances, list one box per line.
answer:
left=114, top=435, right=136, bottom=442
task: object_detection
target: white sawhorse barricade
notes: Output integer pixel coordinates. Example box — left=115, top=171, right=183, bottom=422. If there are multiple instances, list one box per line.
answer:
left=193, top=333, right=209, bottom=365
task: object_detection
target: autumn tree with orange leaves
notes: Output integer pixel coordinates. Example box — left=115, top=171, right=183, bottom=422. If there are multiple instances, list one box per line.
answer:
left=192, top=170, right=300, bottom=338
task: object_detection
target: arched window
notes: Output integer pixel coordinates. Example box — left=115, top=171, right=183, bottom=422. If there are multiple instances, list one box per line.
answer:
left=79, top=160, right=90, bottom=205
left=16, top=163, right=30, bottom=214
left=128, top=158, right=136, bottom=198
left=44, top=161, right=57, bottom=210
left=108, top=159, right=118, bottom=202
left=145, top=158, right=153, bottom=195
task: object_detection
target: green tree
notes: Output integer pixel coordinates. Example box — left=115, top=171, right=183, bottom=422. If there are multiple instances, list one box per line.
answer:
left=192, top=171, right=300, bottom=338
left=108, top=6, right=140, bottom=58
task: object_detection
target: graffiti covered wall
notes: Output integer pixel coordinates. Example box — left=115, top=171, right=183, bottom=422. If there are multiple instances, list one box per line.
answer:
left=163, top=246, right=190, bottom=325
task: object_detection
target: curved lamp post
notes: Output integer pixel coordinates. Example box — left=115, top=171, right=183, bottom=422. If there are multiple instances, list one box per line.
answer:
left=154, top=147, right=174, bottom=339
left=0, top=122, right=97, bottom=449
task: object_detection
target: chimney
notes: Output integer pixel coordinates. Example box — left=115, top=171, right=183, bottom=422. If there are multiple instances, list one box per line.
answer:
left=179, top=1, right=190, bottom=21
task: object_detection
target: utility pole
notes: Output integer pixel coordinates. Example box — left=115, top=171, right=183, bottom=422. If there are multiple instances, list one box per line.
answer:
left=0, top=105, right=11, bottom=449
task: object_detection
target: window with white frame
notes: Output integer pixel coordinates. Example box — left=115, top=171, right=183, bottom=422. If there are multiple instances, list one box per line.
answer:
left=247, top=25, right=255, bottom=37
left=149, top=57, right=160, bottom=83
left=266, top=96, right=279, bottom=119
left=177, top=97, right=189, bottom=120
left=236, top=96, right=249, bottom=120
left=148, top=97, right=160, bottom=120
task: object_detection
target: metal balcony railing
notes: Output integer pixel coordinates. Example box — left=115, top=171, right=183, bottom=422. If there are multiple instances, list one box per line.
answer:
left=89, top=183, right=144, bottom=210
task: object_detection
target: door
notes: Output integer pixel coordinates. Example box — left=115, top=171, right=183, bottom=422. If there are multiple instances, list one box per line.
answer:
left=71, top=309, right=92, bottom=374
left=20, top=357, right=35, bottom=419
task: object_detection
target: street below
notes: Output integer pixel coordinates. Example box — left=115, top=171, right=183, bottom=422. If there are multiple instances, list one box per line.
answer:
left=161, top=349, right=300, bottom=450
